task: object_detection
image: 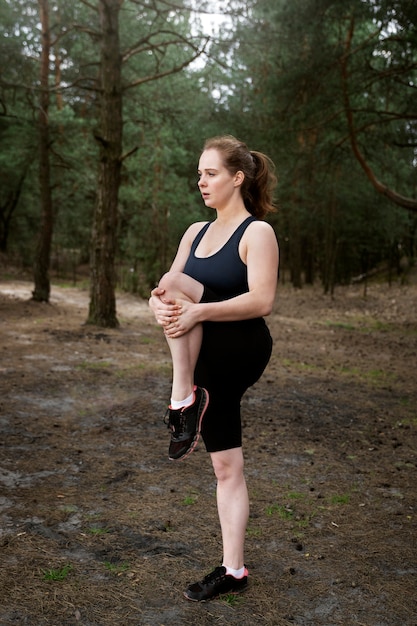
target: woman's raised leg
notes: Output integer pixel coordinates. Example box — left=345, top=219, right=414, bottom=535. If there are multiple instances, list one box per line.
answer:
left=157, top=271, right=204, bottom=402
left=156, top=271, right=208, bottom=461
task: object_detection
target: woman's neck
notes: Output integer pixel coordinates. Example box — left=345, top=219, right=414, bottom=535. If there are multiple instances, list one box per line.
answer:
left=214, top=205, right=250, bottom=226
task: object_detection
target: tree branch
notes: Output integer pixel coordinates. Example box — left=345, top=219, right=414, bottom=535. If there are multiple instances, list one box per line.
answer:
left=123, top=40, right=208, bottom=90
left=120, top=146, right=138, bottom=162
left=340, top=15, right=417, bottom=213
left=122, top=30, right=208, bottom=63
left=78, top=0, right=99, bottom=12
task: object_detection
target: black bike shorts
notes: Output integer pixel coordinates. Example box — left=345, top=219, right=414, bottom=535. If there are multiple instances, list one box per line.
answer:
left=195, top=286, right=273, bottom=453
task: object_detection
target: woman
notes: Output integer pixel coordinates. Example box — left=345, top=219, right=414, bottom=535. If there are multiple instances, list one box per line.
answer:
left=149, top=135, right=279, bottom=601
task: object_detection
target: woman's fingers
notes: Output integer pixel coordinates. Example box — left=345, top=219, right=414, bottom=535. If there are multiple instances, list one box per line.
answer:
left=164, top=327, right=183, bottom=338
left=158, top=315, right=178, bottom=326
left=163, top=319, right=184, bottom=337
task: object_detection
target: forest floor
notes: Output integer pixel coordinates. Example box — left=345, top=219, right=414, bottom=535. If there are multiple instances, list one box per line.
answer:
left=0, top=275, right=416, bottom=626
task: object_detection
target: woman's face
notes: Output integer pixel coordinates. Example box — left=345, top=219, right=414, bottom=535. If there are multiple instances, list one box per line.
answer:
left=197, top=149, right=239, bottom=210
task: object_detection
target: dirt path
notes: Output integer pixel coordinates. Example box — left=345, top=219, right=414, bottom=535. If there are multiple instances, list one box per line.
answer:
left=0, top=279, right=416, bottom=625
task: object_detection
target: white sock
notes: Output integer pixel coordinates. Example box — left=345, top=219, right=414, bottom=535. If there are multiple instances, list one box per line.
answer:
left=223, top=564, right=246, bottom=579
left=170, top=391, right=194, bottom=410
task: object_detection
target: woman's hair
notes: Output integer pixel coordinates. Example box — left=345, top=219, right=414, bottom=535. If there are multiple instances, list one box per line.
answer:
left=203, top=135, right=277, bottom=219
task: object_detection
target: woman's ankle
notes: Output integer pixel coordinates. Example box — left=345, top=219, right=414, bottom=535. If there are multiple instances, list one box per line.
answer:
left=170, top=388, right=195, bottom=409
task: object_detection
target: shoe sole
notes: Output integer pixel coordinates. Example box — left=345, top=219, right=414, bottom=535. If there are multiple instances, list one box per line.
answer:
left=169, top=387, right=209, bottom=462
left=183, top=582, right=248, bottom=602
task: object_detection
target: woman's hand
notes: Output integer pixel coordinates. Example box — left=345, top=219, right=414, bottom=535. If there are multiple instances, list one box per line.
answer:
left=162, top=299, right=199, bottom=338
left=149, top=287, right=181, bottom=327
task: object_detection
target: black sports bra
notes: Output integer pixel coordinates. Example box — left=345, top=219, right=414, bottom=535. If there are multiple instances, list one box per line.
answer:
left=183, top=216, right=256, bottom=300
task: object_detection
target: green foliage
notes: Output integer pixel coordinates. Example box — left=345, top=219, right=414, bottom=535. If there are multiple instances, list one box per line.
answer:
left=220, top=0, right=417, bottom=287
left=87, top=526, right=111, bottom=535
left=330, top=494, right=350, bottom=505
left=182, top=491, right=198, bottom=505
left=266, top=503, right=294, bottom=520
left=0, top=0, right=415, bottom=292
left=42, top=564, right=72, bottom=581
left=220, top=593, right=245, bottom=607
left=104, top=560, right=129, bottom=575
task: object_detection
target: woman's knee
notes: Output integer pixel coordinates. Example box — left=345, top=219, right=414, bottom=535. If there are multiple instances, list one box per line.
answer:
left=159, top=271, right=203, bottom=302
left=211, top=448, right=244, bottom=482
left=158, top=271, right=183, bottom=292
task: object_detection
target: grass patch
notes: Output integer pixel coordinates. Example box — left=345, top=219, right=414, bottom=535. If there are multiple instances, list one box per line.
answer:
left=42, top=564, right=72, bottom=581
left=53, top=279, right=89, bottom=290
left=266, top=504, right=294, bottom=520
left=246, top=526, right=262, bottom=537
left=338, top=365, right=395, bottom=386
left=330, top=494, right=350, bottom=505
left=325, top=321, right=356, bottom=330
left=282, top=358, right=321, bottom=372
left=367, top=320, right=395, bottom=332
left=182, top=492, right=198, bottom=506
left=104, top=561, right=129, bottom=575
left=58, top=504, right=79, bottom=513
left=220, top=593, right=245, bottom=607
left=87, top=526, right=111, bottom=535
left=140, top=337, right=154, bottom=345
left=287, top=491, right=306, bottom=500
left=396, top=416, right=417, bottom=427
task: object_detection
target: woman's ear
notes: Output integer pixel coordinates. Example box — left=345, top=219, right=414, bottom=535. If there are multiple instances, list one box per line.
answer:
left=234, top=170, right=245, bottom=187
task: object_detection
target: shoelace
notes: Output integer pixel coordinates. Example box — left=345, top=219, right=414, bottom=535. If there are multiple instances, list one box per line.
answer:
left=163, top=408, right=186, bottom=434
left=201, top=567, right=226, bottom=585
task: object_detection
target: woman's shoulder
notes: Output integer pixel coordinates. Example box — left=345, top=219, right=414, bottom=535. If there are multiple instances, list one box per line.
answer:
left=183, top=220, right=210, bottom=239
left=243, top=219, right=278, bottom=253
left=188, top=219, right=210, bottom=231
left=246, top=219, right=277, bottom=238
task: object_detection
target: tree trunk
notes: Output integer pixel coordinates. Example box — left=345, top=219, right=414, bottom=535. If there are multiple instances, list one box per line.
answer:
left=303, top=236, right=315, bottom=285
left=289, top=176, right=302, bottom=289
left=0, top=166, right=28, bottom=253
left=87, top=0, right=123, bottom=327
left=32, top=0, right=53, bottom=303
left=323, top=176, right=338, bottom=295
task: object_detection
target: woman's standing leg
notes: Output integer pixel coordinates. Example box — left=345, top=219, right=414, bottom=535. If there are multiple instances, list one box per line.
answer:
left=183, top=320, right=273, bottom=600
left=183, top=446, right=249, bottom=601
left=210, top=447, right=249, bottom=570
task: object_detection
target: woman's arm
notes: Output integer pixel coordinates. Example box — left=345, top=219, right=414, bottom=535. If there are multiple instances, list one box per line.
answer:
left=199, top=221, right=278, bottom=320
left=169, top=221, right=208, bottom=273
left=165, top=222, right=279, bottom=336
left=148, top=222, right=207, bottom=320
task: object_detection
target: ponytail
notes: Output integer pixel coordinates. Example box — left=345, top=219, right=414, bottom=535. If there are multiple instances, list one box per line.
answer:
left=245, top=151, right=277, bottom=219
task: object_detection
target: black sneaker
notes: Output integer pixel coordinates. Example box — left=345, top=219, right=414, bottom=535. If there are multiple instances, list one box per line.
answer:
left=184, top=566, right=249, bottom=602
left=165, top=386, right=208, bottom=461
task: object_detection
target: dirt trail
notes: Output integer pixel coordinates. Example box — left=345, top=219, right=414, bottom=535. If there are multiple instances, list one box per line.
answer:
left=0, top=279, right=416, bottom=625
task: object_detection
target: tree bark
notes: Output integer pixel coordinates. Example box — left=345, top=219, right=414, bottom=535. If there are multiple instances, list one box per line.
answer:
left=0, top=166, right=28, bottom=253
left=32, top=0, right=53, bottom=302
left=87, top=0, right=123, bottom=327
left=289, top=186, right=302, bottom=289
